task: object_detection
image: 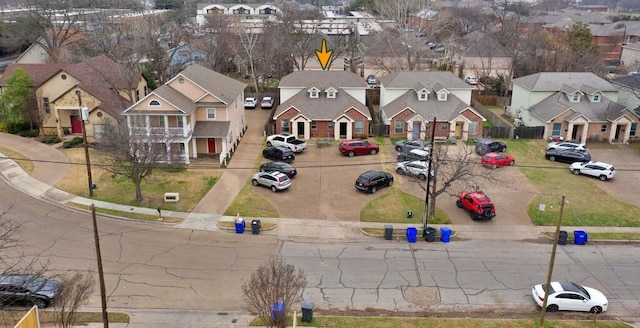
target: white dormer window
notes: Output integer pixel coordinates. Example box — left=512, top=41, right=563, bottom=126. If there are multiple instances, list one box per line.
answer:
left=571, top=94, right=580, bottom=102
left=592, top=94, right=600, bottom=102
left=438, top=92, right=447, bottom=101
left=308, top=87, right=320, bottom=99
left=327, top=90, right=336, bottom=98
left=418, top=92, right=427, bottom=101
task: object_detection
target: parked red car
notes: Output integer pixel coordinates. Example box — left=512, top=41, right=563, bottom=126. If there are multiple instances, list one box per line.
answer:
left=481, top=152, right=515, bottom=169
left=338, top=140, right=379, bottom=157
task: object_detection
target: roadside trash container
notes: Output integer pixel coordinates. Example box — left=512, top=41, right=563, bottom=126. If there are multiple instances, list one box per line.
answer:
left=406, top=226, right=417, bottom=243
left=301, top=301, right=314, bottom=322
left=251, top=220, right=261, bottom=235
left=234, top=217, right=245, bottom=234
left=384, top=225, right=393, bottom=240
left=574, top=230, right=588, bottom=245
left=424, top=227, right=436, bottom=242
left=271, top=301, right=285, bottom=324
left=558, top=230, right=568, bottom=245
left=440, top=226, right=452, bottom=243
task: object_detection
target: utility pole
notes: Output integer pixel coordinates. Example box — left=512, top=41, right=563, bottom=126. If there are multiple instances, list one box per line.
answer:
left=76, top=90, right=94, bottom=197
left=539, top=195, right=566, bottom=327
left=91, top=204, right=109, bottom=328
left=422, top=116, right=437, bottom=231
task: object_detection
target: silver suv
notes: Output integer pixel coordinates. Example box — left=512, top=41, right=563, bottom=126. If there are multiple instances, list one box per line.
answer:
left=396, top=161, right=433, bottom=181
left=0, top=274, right=61, bottom=308
left=252, top=171, right=291, bottom=192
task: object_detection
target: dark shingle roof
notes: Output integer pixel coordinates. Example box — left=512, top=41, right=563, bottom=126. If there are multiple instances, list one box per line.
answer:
left=193, top=121, right=231, bottom=138
left=380, top=71, right=471, bottom=90
left=529, top=92, right=631, bottom=122
left=279, top=70, right=367, bottom=89
left=175, top=64, right=247, bottom=105
left=275, top=88, right=370, bottom=120
left=383, top=90, right=471, bottom=121
left=611, top=73, right=640, bottom=89
left=513, top=72, right=617, bottom=92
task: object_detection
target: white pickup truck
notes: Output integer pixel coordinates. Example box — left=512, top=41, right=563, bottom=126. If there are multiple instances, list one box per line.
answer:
left=266, top=134, right=307, bottom=153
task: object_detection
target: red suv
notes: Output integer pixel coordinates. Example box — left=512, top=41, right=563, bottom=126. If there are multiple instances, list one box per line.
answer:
left=339, top=140, right=379, bottom=157
left=456, top=191, right=496, bottom=220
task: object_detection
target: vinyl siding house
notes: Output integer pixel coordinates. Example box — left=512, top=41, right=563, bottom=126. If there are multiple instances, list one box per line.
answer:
left=379, top=71, right=485, bottom=141
left=0, top=54, right=145, bottom=139
left=273, top=71, right=370, bottom=140
left=511, top=72, right=640, bottom=143
left=456, top=31, right=513, bottom=81
left=123, top=64, right=247, bottom=165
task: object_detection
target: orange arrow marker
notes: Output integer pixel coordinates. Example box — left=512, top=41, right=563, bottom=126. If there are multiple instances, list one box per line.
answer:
left=315, top=39, right=333, bottom=70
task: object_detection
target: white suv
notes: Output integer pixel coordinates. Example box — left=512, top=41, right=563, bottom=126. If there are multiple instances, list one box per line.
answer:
left=569, top=161, right=615, bottom=181
left=244, top=97, right=257, bottom=109
left=395, top=161, right=433, bottom=181
left=252, top=171, right=291, bottom=192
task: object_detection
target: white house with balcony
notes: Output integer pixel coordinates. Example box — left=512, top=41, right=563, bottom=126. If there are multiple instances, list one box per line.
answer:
left=196, top=3, right=280, bottom=26
left=122, top=64, right=247, bottom=165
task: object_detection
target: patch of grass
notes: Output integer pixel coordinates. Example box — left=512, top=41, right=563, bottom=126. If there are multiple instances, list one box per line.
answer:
left=224, top=152, right=279, bottom=217
left=55, top=148, right=220, bottom=212
left=0, top=310, right=130, bottom=324
left=360, top=187, right=450, bottom=224
left=218, top=220, right=276, bottom=230
left=0, top=146, right=34, bottom=174
left=250, top=316, right=629, bottom=327
left=503, top=139, right=640, bottom=227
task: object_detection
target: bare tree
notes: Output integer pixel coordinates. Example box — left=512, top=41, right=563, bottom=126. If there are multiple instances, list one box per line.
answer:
left=230, top=17, right=260, bottom=92
left=96, top=119, right=181, bottom=202
left=53, top=271, right=95, bottom=328
left=242, top=258, right=307, bottom=328
left=279, top=3, right=323, bottom=72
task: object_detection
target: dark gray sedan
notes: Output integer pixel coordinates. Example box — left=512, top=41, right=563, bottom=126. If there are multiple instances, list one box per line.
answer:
left=545, top=149, right=591, bottom=163
left=394, top=139, right=431, bottom=153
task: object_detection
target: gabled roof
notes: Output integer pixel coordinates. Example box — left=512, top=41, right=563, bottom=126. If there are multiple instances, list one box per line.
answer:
left=380, top=71, right=471, bottom=90
left=173, top=64, right=247, bottom=105
left=611, top=73, right=640, bottom=89
left=152, top=85, right=197, bottom=114
left=529, top=92, right=631, bottom=122
left=461, top=31, right=511, bottom=58
left=383, top=90, right=472, bottom=122
left=513, top=72, right=617, bottom=92
left=274, top=88, right=369, bottom=121
left=0, top=63, right=66, bottom=87
left=279, top=71, right=367, bottom=89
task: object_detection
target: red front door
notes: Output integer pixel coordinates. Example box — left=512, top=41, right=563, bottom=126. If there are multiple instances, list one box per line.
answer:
left=70, top=116, right=82, bottom=133
left=207, top=138, right=216, bottom=154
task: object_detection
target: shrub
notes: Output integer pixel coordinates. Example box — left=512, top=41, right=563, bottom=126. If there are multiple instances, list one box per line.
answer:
left=62, top=141, right=73, bottom=148
left=18, top=129, right=39, bottom=138
left=42, top=136, right=62, bottom=144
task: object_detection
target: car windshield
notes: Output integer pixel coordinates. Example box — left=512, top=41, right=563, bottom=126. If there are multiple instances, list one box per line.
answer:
left=24, top=277, right=46, bottom=293
left=567, top=282, right=590, bottom=299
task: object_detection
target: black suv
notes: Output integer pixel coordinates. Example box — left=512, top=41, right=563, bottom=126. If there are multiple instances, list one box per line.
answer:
left=475, top=138, right=507, bottom=155
left=355, top=170, right=393, bottom=194
left=262, top=146, right=295, bottom=162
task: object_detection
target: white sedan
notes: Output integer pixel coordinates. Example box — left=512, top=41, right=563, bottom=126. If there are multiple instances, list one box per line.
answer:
left=532, top=282, right=608, bottom=313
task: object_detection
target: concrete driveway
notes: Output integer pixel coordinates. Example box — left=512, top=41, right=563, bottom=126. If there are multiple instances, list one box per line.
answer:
left=588, top=145, right=640, bottom=208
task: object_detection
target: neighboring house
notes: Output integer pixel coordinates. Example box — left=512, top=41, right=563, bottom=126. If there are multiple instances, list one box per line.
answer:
left=611, top=73, right=640, bottom=113
left=621, top=41, right=640, bottom=73
left=196, top=3, right=280, bottom=26
left=379, top=71, right=485, bottom=141
left=123, top=64, right=247, bottom=165
left=14, top=30, right=85, bottom=64
left=0, top=54, right=145, bottom=138
left=510, top=72, right=640, bottom=143
left=167, top=44, right=207, bottom=75
left=274, top=71, right=370, bottom=140
left=455, top=31, right=513, bottom=80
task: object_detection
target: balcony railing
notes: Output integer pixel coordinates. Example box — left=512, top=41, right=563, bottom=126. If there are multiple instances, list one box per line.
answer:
left=130, top=125, right=192, bottom=137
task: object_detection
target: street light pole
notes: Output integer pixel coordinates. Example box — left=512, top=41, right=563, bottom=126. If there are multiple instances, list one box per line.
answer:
left=76, top=90, right=94, bottom=197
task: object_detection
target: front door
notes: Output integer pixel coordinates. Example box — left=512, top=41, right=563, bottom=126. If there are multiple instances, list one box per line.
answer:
left=455, top=122, right=462, bottom=138
left=572, top=125, right=579, bottom=140
left=339, top=122, right=347, bottom=138
left=615, top=125, right=622, bottom=141
left=207, top=138, right=216, bottom=154
left=412, top=122, right=421, bottom=139
left=297, top=122, right=305, bottom=138
left=70, top=115, right=82, bottom=133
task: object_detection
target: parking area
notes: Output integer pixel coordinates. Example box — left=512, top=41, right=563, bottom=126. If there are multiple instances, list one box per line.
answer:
left=587, top=146, right=640, bottom=208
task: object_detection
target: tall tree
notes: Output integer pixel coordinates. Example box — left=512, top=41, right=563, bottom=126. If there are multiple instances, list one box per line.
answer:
left=0, top=68, right=35, bottom=133
left=231, top=17, right=261, bottom=92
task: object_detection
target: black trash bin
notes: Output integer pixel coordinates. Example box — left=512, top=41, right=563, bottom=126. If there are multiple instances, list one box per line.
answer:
left=251, top=220, right=261, bottom=235
left=558, top=230, right=568, bottom=245
left=301, top=301, right=314, bottom=322
left=384, top=225, right=393, bottom=240
left=424, top=227, right=436, bottom=242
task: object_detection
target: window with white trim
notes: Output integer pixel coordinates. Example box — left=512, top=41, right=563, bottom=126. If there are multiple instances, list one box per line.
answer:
left=395, top=120, right=404, bottom=134
left=43, top=97, right=50, bottom=115
left=418, top=92, right=427, bottom=101
left=438, top=92, right=447, bottom=101
left=592, top=94, right=600, bottom=102
left=311, top=122, right=317, bottom=130
left=328, top=122, right=334, bottom=130
left=207, top=108, right=215, bottom=119
left=179, top=143, right=186, bottom=155
left=552, top=123, right=561, bottom=136
left=310, top=90, right=319, bottom=98
left=282, top=119, right=290, bottom=133
left=631, top=123, right=637, bottom=137
left=601, top=124, right=607, bottom=132
left=469, top=121, right=478, bottom=134
left=571, top=94, right=580, bottom=102
left=327, top=90, right=336, bottom=98
left=355, top=120, right=364, bottom=134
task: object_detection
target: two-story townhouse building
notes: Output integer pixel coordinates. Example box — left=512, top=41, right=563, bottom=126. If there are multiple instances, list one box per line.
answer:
left=273, top=71, right=370, bottom=140
left=379, top=71, right=486, bottom=141
left=122, top=64, right=247, bottom=165
left=511, top=72, right=640, bottom=143
left=196, top=3, right=280, bottom=26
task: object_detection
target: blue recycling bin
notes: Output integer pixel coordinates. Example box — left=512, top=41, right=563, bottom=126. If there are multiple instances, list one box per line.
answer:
left=406, top=226, right=417, bottom=243
left=271, top=301, right=285, bottom=324
left=440, top=226, right=452, bottom=243
left=234, top=220, right=245, bottom=234
left=574, top=230, right=588, bottom=245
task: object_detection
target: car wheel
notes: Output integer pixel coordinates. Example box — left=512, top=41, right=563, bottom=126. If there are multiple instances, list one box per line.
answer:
left=34, top=298, right=48, bottom=309
left=484, top=210, right=493, bottom=218
left=418, top=174, right=426, bottom=181
left=546, top=304, right=559, bottom=312
left=471, top=212, right=479, bottom=221
left=388, top=179, right=393, bottom=187
left=549, top=156, right=556, bottom=161
left=370, top=149, right=377, bottom=155
left=396, top=168, right=405, bottom=175
left=371, top=186, right=377, bottom=194
left=395, top=146, right=402, bottom=152
left=252, top=179, right=259, bottom=186
left=266, top=141, right=272, bottom=147
left=573, top=169, right=580, bottom=175
left=599, top=175, right=608, bottom=181
left=509, top=161, right=515, bottom=166
left=590, top=306, right=603, bottom=314
left=456, top=200, right=463, bottom=208
left=271, top=185, right=277, bottom=192
left=348, top=151, right=355, bottom=157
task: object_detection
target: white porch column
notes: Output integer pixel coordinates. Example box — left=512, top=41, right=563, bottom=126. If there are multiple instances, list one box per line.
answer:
left=305, top=121, right=310, bottom=140
left=183, top=142, right=190, bottom=163
left=164, top=116, right=169, bottom=134
left=191, top=138, right=198, bottom=158
left=608, top=122, right=617, bottom=143
left=580, top=123, right=588, bottom=143
left=449, top=121, right=455, bottom=139
left=624, top=122, right=631, bottom=143
left=566, top=122, right=574, bottom=140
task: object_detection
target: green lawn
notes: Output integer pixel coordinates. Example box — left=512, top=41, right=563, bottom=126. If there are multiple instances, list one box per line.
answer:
left=503, top=139, right=640, bottom=227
